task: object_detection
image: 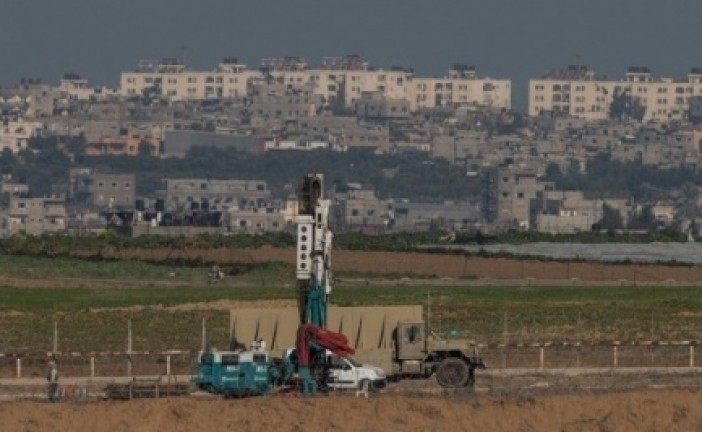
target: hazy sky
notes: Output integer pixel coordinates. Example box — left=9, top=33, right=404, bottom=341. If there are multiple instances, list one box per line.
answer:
left=1, top=0, right=701, bottom=109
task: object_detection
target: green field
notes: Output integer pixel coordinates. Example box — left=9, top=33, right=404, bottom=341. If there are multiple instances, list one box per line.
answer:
left=1, top=255, right=702, bottom=352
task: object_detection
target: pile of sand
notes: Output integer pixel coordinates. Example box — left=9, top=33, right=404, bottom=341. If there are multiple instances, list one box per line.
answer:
left=0, top=389, right=699, bottom=431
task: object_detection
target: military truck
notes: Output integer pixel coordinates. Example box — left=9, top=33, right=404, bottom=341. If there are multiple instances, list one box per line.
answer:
left=390, top=321, right=485, bottom=387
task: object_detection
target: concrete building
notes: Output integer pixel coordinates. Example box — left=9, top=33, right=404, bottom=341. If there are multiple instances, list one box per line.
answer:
left=162, top=178, right=270, bottom=212
left=69, top=169, right=136, bottom=210
left=0, top=118, right=44, bottom=153
left=226, top=207, right=286, bottom=233
left=57, top=74, right=119, bottom=101
left=529, top=66, right=702, bottom=123
left=0, top=82, right=56, bottom=118
left=2, top=197, right=67, bottom=236
left=391, top=201, right=481, bottom=231
left=354, top=91, right=411, bottom=119
left=533, top=190, right=628, bottom=233
left=489, top=165, right=553, bottom=228
left=247, top=81, right=323, bottom=124
left=0, top=177, right=29, bottom=197
left=334, top=188, right=390, bottom=232
left=289, top=115, right=391, bottom=152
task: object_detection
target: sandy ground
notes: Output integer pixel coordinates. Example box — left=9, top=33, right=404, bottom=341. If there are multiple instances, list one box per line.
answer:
left=0, top=390, right=700, bottom=432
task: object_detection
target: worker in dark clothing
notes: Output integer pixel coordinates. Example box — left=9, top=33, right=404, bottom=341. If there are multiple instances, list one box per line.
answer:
left=47, top=359, right=59, bottom=402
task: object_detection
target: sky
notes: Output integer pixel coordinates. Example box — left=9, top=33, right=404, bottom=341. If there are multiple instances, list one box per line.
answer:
left=1, top=0, right=701, bottom=110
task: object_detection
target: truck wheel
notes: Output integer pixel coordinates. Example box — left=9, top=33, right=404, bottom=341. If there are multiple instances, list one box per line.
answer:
left=436, top=358, right=469, bottom=388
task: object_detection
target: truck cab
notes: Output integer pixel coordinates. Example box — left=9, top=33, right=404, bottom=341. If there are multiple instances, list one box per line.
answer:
left=393, top=321, right=486, bottom=387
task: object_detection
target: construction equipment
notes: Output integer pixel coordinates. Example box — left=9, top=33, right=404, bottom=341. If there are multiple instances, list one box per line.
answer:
left=194, top=348, right=272, bottom=397
left=292, top=173, right=356, bottom=395
left=196, top=173, right=359, bottom=397
left=291, top=174, right=483, bottom=388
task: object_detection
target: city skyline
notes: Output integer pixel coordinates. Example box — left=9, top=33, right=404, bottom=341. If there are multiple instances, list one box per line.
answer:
left=1, top=0, right=701, bottom=109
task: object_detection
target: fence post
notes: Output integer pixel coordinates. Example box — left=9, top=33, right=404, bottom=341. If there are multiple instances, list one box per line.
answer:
left=127, top=319, right=133, bottom=376
left=53, top=321, right=58, bottom=354
left=16, top=358, right=21, bottom=378
left=90, top=356, right=95, bottom=378
left=501, top=311, right=507, bottom=369
left=202, top=318, right=207, bottom=351
left=613, top=346, right=618, bottom=367
left=166, top=355, right=171, bottom=376
left=539, top=347, right=545, bottom=370
left=690, top=345, right=695, bottom=367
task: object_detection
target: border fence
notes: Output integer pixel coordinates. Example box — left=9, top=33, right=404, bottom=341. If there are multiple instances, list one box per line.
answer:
left=1, top=341, right=700, bottom=380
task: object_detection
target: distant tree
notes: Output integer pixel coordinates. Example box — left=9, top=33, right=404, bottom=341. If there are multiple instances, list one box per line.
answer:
left=137, top=140, right=153, bottom=157
left=598, top=204, right=623, bottom=230
left=609, top=89, right=646, bottom=122
left=544, top=163, right=563, bottom=182
left=676, top=182, right=700, bottom=222
left=0, top=148, right=17, bottom=173
left=64, top=135, right=86, bottom=158
left=628, top=205, right=657, bottom=230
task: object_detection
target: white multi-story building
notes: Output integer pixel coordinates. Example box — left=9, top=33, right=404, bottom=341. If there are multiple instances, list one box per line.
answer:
left=529, top=66, right=702, bottom=123
left=408, top=65, right=511, bottom=110
left=120, top=57, right=512, bottom=111
left=120, top=58, right=260, bottom=101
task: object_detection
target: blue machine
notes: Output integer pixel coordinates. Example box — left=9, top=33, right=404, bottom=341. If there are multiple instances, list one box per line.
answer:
left=195, top=349, right=272, bottom=397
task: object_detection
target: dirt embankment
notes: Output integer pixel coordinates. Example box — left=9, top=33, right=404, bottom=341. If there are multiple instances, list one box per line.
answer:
left=83, top=246, right=702, bottom=283
left=1, top=390, right=700, bottom=432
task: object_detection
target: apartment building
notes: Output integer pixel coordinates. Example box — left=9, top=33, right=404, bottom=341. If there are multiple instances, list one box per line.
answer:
left=120, top=57, right=511, bottom=112
left=120, top=58, right=260, bottom=101
left=409, top=65, right=511, bottom=110
left=529, top=66, right=702, bottom=122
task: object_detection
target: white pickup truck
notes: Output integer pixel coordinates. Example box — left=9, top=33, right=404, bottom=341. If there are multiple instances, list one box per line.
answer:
left=283, top=348, right=387, bottom=391
left=326, top=353, right=387, bottom=391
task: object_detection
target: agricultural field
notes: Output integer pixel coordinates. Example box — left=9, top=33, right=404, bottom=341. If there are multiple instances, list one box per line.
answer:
left=1, top=254, right=702, bottom=354
left=3, top=252, right=702, bottom=431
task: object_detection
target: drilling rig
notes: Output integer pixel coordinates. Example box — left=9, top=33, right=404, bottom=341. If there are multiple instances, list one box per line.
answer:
left=292, top=173, right=355, bottom=395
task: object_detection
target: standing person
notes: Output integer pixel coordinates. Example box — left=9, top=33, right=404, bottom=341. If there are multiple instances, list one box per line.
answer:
left=47, top=359, right=59, bottom=402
